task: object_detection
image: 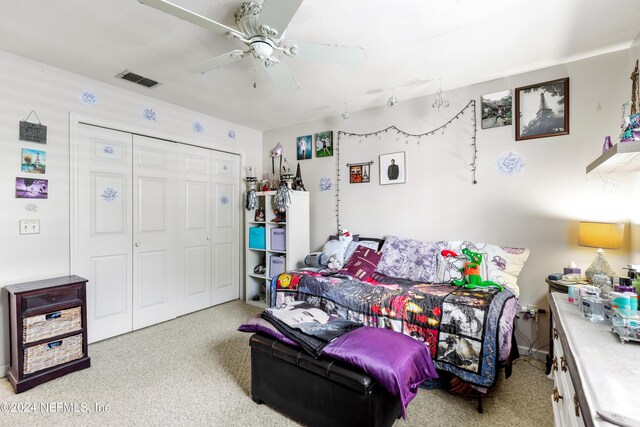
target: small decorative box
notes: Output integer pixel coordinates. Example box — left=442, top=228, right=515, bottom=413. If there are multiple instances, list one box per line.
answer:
left=564, top=267, right=581, bottom=275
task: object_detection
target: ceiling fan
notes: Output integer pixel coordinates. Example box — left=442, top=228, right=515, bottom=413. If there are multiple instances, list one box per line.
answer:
left=137, top=0, right=366, bottom=91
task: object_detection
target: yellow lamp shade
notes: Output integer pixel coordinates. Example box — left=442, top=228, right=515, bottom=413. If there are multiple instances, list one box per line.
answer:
left=578, top=222, right=624, bottom=250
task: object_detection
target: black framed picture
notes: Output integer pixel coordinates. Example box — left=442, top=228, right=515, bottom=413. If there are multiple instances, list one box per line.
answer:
left=349, top=164, right=370, bottom=183
left=515, top=78, right=569, bottom=141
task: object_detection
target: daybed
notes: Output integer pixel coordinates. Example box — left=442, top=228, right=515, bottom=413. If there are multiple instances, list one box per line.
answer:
left=269, top=235, right=529, bottom=410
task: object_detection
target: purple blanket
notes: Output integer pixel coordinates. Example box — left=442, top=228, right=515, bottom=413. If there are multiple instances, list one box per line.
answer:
left=239, top=314, right=438, bottom=418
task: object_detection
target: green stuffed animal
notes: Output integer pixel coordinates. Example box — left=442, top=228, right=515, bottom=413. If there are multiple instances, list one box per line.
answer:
left=452, top=248, right=504, bottom=291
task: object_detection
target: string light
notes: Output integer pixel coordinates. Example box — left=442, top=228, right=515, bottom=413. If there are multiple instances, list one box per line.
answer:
left=334, top=100, right=478, bottom=230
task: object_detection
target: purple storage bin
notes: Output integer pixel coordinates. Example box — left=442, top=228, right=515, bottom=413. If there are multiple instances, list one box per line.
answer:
left=271, top=228, right=286, bottom=251
left=269, top=255, right=286, bottom=278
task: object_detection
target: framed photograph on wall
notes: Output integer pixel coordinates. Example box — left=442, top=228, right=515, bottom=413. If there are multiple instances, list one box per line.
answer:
left=315, top=131, right=333, bottom=157
left=349, top=164, right=370, bottom=183
left=481, top=90, right=512, bottom=129
left=21, top=148, right=46, bottom=174
left=296, top=135, right=312, bottom=160
left=15, top=177, right=48, bottom=199
left=515, top=78, right=569, bottom=140
left=379, top=152, right=406, bottom=185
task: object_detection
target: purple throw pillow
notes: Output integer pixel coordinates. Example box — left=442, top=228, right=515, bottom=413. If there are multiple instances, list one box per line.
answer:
left=338, top=246, right=382, bottom=280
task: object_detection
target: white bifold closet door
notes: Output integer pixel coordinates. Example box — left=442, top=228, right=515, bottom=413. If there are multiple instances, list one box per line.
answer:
left=176, top=143, right=212, bottom=315
left=211, top=151, right=240, bottom=306
left=73, top=123, right=240, bottom=343
left=74, top=124, right=134, bottom=343
left=132, top=135, right=178, bottom=329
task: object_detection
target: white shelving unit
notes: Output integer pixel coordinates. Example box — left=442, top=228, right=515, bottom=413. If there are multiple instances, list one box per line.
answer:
left=586, top=140, right=640, bottom=174
left=245, top=190, right=310, bottom=308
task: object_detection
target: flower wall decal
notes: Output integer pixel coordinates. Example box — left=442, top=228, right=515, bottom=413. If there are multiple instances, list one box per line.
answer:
left=79, top=90, right=98, bottom=105
left=495, top=150, right=526, bottom=175
left=103, top=145, right=114, bottom=154
left=319, top=177, right=332, bottom=192
left=220, top=195, right=229, bottom=205
left=228, top=130, right=236, bottom=139
left=193, top=121, right=204, bottom=133
left=143, top=108, right=157, bottom=121
left=101, top=187, right=119, bottom=202
left=25, top=202, right=38, bottom=212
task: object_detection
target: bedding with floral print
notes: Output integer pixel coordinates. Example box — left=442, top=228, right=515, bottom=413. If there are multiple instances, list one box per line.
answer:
left=375, top=235, right=445, bottom=283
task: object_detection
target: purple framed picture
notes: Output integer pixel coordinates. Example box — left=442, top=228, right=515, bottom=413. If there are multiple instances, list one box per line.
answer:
left=16, top=177, right=48, bottom=199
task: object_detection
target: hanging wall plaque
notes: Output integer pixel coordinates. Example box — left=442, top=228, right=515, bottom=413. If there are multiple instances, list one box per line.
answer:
left=19, top=111, right=47, bottom=144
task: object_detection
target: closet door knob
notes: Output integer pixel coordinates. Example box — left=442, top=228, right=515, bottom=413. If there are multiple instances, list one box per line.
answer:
left=206, top=237, right=211, bottom=241
left=135, top=242, right=141, bottom=247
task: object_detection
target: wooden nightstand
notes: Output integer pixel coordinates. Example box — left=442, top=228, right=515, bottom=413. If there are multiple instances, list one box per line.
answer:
left=6, top=275, right=91, bottom=393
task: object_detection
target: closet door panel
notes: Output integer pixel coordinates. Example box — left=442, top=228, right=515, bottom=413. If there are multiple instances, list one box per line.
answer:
left=133, top=135, right=177, bottom=329
left=176, top=144, right=212, bottom=315
left=211, top=152, right=240, bottom=306
left=73, top=124, right=133, bottom=343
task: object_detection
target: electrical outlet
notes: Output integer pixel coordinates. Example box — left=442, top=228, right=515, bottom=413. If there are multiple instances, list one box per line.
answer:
left=19, top=219, right=40, bottom=234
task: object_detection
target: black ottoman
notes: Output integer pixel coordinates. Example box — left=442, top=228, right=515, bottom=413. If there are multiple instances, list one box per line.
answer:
left=249, top=333, right=402, bottom=427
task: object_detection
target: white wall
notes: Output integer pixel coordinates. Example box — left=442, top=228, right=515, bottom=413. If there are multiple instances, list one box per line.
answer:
left=263, top=48, right=638, bottom=351
left=0, top=51, right=263, bottom=371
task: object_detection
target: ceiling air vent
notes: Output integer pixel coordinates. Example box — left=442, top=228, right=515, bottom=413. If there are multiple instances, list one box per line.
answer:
left=116, top=70, right=160, bottom=88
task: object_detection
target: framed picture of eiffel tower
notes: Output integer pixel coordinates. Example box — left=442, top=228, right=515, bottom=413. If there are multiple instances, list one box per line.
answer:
left=515, top=77, right=569, bottom=141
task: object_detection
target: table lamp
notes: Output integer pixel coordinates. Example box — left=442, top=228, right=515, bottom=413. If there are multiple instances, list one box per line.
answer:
left=578, top=221, right=624, bottom=281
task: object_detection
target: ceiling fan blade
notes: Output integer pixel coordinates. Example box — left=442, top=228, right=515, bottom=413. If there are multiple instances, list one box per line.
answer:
left=257, top=0, right=303, bottom=38
left=138, top=0, right=241, bottom=37
left=187, top=50, right=246, bottom=74
left=263, top=61, right=300, bottom=92
left=287, top=41, right=366, bottom=65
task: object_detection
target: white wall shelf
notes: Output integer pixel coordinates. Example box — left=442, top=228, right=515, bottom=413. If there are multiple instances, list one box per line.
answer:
left=586, top=140, right=640, bottom=174
left=244, top=191, right=310, bottom=308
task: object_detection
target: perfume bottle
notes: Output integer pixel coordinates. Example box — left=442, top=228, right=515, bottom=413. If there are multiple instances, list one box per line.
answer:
left=581, top=287, right=604, bottom=322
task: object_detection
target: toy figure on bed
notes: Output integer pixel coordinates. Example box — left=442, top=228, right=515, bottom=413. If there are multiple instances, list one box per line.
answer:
left=447, top=248, right=504, bottom=291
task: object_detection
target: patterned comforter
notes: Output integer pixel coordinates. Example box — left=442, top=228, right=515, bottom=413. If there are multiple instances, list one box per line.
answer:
left=271, top=269, right=518, bottom=388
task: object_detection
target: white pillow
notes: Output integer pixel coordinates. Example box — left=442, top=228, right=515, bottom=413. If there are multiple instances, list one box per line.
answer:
left=484, top=244, right=530, bottom=297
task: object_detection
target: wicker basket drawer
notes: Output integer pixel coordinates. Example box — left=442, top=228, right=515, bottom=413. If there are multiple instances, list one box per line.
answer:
left=23, top=306, right=82, bottom=344
left=24, top=334, right=83, bottom=375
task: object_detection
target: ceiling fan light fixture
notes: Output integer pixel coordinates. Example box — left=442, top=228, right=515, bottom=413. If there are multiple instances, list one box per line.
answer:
left=387, top=95, right=398, bottom=109
left=250, top=41, right=274, bottom=60
left=264, top=57, right=280, bottom=67
left=284, top=44, right=299, bottom=57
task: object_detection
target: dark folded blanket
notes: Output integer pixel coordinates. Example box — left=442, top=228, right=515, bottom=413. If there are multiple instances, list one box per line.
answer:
left=262, top=301, right=362, bottom=357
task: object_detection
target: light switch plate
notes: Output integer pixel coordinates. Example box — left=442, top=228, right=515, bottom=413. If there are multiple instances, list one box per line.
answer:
left=20, top=219, right=40, bottom=234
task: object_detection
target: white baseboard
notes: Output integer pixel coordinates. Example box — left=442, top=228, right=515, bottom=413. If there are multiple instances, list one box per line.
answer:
left=517, top=345, right=549, bottom=363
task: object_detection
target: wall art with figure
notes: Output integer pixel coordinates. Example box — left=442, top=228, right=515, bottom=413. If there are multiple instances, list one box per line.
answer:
left=379, top=152, right=406, bottom=185
left=296, top=135, right=312, bottom=160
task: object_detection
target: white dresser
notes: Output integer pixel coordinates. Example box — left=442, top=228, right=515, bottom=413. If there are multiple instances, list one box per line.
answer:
left=549, top=292, right=640, bottom=426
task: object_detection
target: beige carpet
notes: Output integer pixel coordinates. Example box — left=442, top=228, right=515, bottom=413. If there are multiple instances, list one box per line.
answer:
left=0, top=300, right=553, bottom=426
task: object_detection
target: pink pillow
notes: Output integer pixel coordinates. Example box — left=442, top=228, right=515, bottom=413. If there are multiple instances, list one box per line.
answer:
left=339, top=246, right=382, bottom=280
